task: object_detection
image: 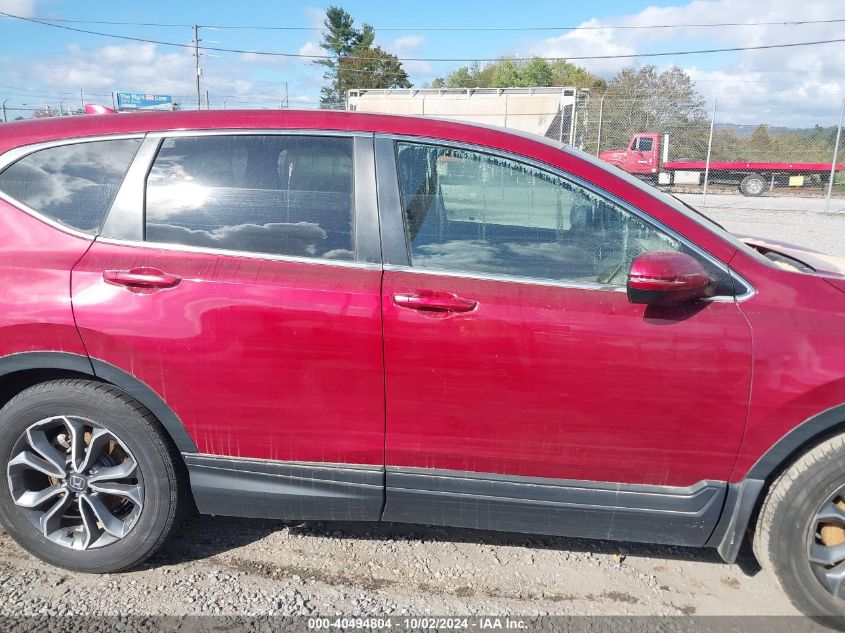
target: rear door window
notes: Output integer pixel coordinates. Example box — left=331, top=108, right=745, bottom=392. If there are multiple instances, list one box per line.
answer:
left=145, top=135, right=355, bottom=261
left=0, top=138, right=142, bottom=234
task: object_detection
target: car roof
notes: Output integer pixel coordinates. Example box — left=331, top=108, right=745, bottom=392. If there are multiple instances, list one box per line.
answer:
left=0, top=109, right=558, bottom=157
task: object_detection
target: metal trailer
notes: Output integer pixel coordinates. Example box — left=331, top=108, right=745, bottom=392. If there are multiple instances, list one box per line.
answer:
left=347, top=87, right=586, bottom=146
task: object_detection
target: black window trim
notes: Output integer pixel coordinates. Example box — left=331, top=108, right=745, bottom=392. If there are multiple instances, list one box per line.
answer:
left=0, top=133, right=146, bottom=240
left=98, top=128, right=382, bottom=269
left=375, top=133, right=754, bottom=303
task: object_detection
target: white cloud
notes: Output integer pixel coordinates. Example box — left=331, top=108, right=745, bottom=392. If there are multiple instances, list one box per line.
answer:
left=238, top=51, right=295, bottom=68
left=304, top=6, right=325, bottom=31
left=0, top=0, right=42, bottom=17
left=385, top=34, right=432, bottom=78
left=24, top=43, right=195, bottom=95
left=390, top=35, right=424, bottom=54
left=526, top=0, right=845, bottom=126
left=298, top=41, right=323, bottom=58
left=0, top=42, right=275, bottom=109
left=528, top=20, right=637, bottom=76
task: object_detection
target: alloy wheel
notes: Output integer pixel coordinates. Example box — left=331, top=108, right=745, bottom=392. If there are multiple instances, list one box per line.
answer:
left=6, top=415, right=144, bottom=550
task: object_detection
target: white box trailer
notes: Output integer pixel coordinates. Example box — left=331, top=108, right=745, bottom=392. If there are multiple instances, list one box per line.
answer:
left=347, top=87, right=583, bottom=145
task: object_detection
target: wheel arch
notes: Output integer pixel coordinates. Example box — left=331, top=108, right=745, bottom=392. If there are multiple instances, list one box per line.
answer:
left=709, top=403, right=845, bottom=562
left=0, top=351, right=197, bottom=454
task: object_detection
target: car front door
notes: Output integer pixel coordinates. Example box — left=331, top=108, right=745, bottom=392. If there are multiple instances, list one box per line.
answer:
left=71, top=132, right=385, bottom=520
left=376, top=138, right=753, bottom=545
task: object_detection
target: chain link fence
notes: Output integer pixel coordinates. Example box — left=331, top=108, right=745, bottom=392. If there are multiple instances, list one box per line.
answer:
left=580, top=90, right=845, bottom=206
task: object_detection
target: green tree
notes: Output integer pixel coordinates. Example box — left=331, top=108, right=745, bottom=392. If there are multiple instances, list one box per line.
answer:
left=549, top=60, right=605, bottom=88
left=316, top=7, right=411, bottom=108
left=520, top=58, right=554, bottom=87
left=490, top=59, right=522, bottom=87
left=592, top=65, right=709, bottom=159
left=338, top=46, right=410, bottom=91
left=435, top=57, right=604, bottom=90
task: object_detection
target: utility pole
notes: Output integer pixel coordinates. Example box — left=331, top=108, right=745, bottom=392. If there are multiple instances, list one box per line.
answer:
left=205, top=90, right=210, bottom=110
left=79, top=89, right=84, bottom=111
left=193, top=25, right=202, bottom=110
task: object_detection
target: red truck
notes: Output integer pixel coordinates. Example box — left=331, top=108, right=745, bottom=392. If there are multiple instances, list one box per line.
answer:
left=599, top=132, right=843, bottom=196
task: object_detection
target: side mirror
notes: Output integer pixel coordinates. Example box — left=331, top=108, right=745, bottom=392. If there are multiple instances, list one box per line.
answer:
left=627, top=251, right=711, bottom=305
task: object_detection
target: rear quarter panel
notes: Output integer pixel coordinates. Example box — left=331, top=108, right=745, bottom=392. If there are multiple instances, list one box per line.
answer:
left=0, top=201, right=91, bottom=358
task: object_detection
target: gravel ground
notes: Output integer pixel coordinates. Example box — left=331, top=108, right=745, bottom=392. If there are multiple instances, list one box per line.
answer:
left=0, top=516, right=794, bottom=618
left=679, top=193, right=845, bottom=255
left=1, top=194, right=842, bottom=622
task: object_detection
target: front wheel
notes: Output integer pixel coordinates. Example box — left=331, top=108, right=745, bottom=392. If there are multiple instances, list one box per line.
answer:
left=755, top=433, right=845, bottom=624
left=0, top=379, right=188, bottom=572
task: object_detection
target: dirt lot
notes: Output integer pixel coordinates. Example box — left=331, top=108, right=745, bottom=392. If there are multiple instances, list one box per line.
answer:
left=0, top=194, right=842, bottom=620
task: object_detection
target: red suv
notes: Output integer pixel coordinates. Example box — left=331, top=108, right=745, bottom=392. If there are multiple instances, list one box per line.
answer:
left=0, top=110, right=843, bottom=618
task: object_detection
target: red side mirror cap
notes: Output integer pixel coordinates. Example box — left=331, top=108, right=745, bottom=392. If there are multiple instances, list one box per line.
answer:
left=627, top=251, right=711, bottom=305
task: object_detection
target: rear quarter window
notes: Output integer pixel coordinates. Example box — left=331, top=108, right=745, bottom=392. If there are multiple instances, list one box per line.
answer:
left=0, top=138, right=142, bottom=234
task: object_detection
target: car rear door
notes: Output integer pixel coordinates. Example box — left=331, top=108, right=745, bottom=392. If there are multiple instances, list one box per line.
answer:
left=375, top=137, right=753, bottom=545
left=71, top=131, right=385, bottom=520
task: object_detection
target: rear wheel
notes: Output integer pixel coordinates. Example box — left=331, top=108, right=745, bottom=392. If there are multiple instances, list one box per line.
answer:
left=755, top=433, right=845, bottom=624
left=739, top=173, right=766, bottom=196
left=0, top=379, right=187, bottom=572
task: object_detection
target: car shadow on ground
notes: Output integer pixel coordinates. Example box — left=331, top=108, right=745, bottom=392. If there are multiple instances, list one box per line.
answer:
left=147, top=514, right=761, bottom=576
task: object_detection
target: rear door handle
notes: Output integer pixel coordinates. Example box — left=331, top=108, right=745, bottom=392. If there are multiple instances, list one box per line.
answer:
left=103, top=268, right=181, bottom=289
left=393, top=292, right=477, bottom=313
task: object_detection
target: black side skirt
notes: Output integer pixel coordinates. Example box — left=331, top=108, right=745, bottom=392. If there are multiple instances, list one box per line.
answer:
left=185, top=455, right=726, bottom=547
left=185, top=454, right=385, bottom=521
left=381, top=467, right=726, bottom=547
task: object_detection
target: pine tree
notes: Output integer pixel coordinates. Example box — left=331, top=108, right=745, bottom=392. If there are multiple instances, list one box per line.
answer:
left=315, top=7, right=409, bottom=108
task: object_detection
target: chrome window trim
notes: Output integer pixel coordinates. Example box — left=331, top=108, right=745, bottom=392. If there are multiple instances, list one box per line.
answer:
left=94, top=235, right=383, bottom=271
left=0, top=133, right=147, bottom=170
left=383, top=263, right=627, bottom=293
left=0, top=133, right=146, bottom=241
left=128, top=130, right=376, bottom=264
left=384, top=262, right=742, bottom=304
left=378, top=133, right=756, bottom=303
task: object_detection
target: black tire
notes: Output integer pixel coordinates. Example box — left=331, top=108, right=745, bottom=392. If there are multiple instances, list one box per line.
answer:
left=739, top=173, right=766, bottom=197
left=0, top=379, right=188, bottom=572
left=755, top=433, right=845, bottom=625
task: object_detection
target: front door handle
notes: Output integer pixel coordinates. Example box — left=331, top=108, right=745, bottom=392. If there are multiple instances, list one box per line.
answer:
left=393, top=291, right=477, bottom=313
left=103, top=268, right=181, bottom=290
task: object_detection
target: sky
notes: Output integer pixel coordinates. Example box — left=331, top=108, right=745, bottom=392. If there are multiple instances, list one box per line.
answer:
left=0, top=0, right=843, bottom=127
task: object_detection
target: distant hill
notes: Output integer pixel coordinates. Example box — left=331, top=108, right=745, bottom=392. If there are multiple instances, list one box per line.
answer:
left=716, top=123, right=837, bottom=138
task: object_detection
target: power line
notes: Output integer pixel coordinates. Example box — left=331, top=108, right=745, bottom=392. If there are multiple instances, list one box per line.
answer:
left=16, top=15, right=845, bottom=32
left=3, top=11, right=845, bottom=62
